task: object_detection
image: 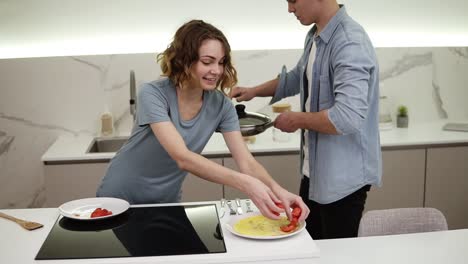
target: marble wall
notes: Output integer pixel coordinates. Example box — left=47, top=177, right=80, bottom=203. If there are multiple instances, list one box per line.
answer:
left=1, top=47, right=467, bottom=208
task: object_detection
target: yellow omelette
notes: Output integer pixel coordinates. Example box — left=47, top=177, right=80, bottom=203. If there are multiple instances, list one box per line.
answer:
left=233, top=215, right=296, bottom=236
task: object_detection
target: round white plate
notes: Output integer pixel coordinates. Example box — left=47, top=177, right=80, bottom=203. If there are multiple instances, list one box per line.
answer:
left=59, top=197, right=130, bottom=220
left=224, top=212, right=306, bottom=240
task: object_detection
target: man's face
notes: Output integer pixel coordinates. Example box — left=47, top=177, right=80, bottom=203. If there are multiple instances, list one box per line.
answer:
left=287, top=0, right=321, bottom=26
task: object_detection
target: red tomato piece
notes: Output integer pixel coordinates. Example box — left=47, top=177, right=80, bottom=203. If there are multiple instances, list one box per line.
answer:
left=90, top=207, right=112, bottom=218
left=280, top=217, right=299, bottom=233
left=280, top=224, right=296, bottom=232
left=104, top=210, right=112, bottom=216
left=292, top=207, right=302, bottom=217
left=91, top=210, right=101, bottom=218
left=290, top=217, right=299, bottom=226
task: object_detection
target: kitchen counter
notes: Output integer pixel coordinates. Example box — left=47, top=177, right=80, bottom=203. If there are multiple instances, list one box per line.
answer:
left=42, top=120, right=468, bottom=164
left=1, top=204, right=467, bottom=264
left=0, top=201, right=318, bottom=264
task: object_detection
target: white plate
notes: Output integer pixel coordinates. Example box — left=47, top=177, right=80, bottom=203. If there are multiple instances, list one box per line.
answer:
left=224, top=212, right=306, bottom=240
left=59, top=197, right=130, bottom=220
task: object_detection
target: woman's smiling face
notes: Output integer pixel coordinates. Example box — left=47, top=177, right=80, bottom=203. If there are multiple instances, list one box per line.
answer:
left=191, top=39, right=226, bottom=90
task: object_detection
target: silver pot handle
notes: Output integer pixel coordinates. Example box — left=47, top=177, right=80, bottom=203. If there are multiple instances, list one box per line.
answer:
left=261, top=121, right=274, bottom=131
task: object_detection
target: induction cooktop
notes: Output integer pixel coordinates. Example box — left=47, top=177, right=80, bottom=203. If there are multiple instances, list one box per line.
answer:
left=35, top=204, right=226, bottom=260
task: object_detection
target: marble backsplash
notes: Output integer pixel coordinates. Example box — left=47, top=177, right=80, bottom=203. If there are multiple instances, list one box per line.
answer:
left=0, top=47, right=467, bottom=208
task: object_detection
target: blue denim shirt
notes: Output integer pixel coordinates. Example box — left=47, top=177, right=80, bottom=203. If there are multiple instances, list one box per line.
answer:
left=272, top=6, right=382, bottom=204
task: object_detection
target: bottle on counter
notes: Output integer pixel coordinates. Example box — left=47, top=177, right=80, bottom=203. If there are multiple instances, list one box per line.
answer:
left=271, top=103, right=292, bottom=142
left=100, top=112, right=114, bottom=136
left=378, top=82, right=393, bottom=130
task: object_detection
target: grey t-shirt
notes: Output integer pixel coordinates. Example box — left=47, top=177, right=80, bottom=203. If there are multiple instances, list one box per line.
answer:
left=96, top=78, right=239, bottom=204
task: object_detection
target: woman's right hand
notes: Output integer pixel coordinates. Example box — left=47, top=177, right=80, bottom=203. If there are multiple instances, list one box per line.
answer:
left=241, top=176, right=284, bottom=220
left=230, top=86, right=256, bottom=102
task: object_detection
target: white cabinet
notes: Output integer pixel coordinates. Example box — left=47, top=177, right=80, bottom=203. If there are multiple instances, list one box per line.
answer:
left=366, top=149, right=426, bottom=211
left=44, top=163, right=108, bottom=207
left=425, top=146, right=468, bottom=229
left=44, top=158, right=225, bottom=206
left=43, top=145, right=468, bottom=230
left=181, top=158, right=224, bottom=202
left=223, top=154, right=301, bottom=200
left=220, top=150, right=427, bottom=214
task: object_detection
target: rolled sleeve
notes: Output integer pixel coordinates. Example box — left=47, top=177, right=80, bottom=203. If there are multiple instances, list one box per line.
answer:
left=328, top=40, right=375, bottom=135
left=270, top=65, right=302, bottom=104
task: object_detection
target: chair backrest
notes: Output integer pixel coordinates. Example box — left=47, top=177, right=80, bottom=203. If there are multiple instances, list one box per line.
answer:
left=358, top=207, right=448, bottom=237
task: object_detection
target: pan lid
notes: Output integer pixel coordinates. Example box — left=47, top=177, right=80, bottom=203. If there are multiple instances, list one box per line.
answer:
left=235, top=104, right=271, bottom=127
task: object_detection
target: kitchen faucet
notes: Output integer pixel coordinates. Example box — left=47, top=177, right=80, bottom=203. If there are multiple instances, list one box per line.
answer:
left=129, top=70, right=136, bottom=122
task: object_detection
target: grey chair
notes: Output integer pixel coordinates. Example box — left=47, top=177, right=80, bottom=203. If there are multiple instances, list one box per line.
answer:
left=358, top=207, right=448, bottom=237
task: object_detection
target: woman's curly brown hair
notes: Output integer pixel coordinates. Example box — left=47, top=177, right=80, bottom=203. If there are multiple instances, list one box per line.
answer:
left=157, top=20, right=238, bottom=95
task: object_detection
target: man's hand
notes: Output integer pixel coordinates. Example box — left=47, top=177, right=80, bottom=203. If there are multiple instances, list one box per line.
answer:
left=230, top=86, right=256, bottom=102
left=274, top=111, right=302, bottom=133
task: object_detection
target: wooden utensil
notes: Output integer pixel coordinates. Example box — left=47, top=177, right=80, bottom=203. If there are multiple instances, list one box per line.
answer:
left=0, top=212, right=43, bottom=230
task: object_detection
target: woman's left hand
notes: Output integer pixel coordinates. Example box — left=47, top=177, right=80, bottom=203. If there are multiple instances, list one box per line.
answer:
left=271, top=185, right=310, bottom=223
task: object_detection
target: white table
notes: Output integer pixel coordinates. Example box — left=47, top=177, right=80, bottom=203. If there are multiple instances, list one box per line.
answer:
left=1, top=205, right=467, bottom=264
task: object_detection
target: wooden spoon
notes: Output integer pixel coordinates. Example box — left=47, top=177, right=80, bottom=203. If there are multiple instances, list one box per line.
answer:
left=0, top=212, right=43, bottom=231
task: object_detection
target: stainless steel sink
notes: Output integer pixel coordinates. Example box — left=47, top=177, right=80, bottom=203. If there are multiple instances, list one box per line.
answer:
left=86, top=137, right=129, bottom=153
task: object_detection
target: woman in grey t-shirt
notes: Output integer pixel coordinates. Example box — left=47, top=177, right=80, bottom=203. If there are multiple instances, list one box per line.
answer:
left=97, top=20, right=309, bottom=221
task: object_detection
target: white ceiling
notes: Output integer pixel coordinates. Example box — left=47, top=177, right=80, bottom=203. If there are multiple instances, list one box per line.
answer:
left=1, top=0, right=467, bottom=58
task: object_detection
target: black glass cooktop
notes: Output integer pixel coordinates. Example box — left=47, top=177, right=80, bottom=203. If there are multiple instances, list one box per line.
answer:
left=35, top=204, right=226, bottom=260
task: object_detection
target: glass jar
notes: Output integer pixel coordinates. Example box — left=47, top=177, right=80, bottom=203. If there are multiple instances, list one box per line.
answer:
left=379, top=95, right=393, bottom=130
left=271, top=103, right=292, bottom=142
left=378, top=82, right=393, bottom=130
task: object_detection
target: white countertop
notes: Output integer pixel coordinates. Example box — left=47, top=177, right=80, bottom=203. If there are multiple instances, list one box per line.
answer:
left=42, top=120, right=468, bottom=163
left=316, top=229, right=468, bottom=264
left=0, top=202, right=318, bottom=264
left=1, top=204, right=467, bottom=264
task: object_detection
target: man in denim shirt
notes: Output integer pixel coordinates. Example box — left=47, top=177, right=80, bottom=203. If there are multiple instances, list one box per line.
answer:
left=232, top=0, right=382, bottom=239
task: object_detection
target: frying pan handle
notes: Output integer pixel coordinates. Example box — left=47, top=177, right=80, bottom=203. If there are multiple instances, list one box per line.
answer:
left=262, top=120, right=274, bottom=131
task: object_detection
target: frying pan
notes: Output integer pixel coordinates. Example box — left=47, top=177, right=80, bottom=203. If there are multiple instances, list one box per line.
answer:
left=235, top=104, right=274, bottom=136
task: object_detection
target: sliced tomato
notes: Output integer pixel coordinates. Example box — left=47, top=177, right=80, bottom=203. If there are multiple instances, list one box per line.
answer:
left=91, top=207, right=112, bottom=218
left=290, top=217, right=299, bottom=226
left=280, top=224, right=296, bottom=232
left=280, top=217, right=299, bottom=233
left=91, top=208, right=101, bottom=218
left=292, top=207, right=302, bottom=217
left=91, top=211, right=100, bottom=218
